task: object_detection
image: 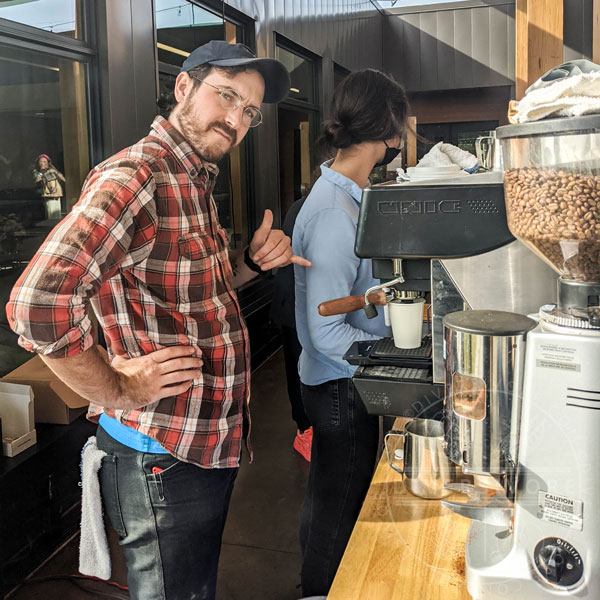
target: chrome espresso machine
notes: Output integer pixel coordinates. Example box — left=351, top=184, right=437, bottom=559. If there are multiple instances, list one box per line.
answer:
left=336, top=171, right=555, bottom=420
left=330, top=115, right=600, bottom=599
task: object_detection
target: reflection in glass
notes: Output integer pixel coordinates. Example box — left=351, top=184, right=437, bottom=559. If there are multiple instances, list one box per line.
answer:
left=0, top=0, right=84, bottom=40
left=155, top=1, right=249, bottom=249
left=0, top=43, right=90, bottom=375
left=275, top=46, right=314, bottom=104
left=155, top=0, right=224, bottom=67
left=452, top=372, right=486, bottom=421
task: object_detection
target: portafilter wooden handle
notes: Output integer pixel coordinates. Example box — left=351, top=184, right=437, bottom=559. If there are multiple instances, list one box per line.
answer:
left=318, top=291, right=387, bottom=316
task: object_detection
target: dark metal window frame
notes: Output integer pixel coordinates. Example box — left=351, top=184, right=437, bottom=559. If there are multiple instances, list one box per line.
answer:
left=333, top=61, right=351, bottom=77
left=0, top=7, right=102, bottom=176
left=274, top=34, right=323, bottom=221
left=274, top=32, right=321, bottom=113
left=153, top=0, right=258, bottom=239
left=0, top=4, right=92, bottom=53
left=333, top=61, right=352, bottom=91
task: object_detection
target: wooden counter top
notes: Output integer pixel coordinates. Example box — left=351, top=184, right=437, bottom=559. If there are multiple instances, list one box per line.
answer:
left=328, top=421, right=471, bottom=600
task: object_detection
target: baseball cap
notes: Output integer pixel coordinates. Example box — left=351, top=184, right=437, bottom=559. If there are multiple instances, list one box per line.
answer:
left=181, top=40, right=290, bottom=104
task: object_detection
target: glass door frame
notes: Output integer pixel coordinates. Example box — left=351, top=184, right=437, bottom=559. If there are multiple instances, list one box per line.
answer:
left=0, top=7, right=102, bottom=169
left=153, top=0, right=257, bottom=246
left=274, top=34, right=322, bottom=217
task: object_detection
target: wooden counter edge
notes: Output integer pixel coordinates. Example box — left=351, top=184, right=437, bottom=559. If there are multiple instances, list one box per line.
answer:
left=328, top=420, right=471, bottom=600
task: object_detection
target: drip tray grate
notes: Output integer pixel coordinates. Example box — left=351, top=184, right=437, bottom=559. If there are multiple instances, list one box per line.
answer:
left=371, top=337, right=432, bottom=359
left=357, top=365, right=430, bottom=383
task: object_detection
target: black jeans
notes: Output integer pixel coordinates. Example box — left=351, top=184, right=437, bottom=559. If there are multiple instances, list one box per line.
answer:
left=299, top=378, right=379, bottom=596
left=281, top=325, right=311, bottom=432
left=96, top=426, right=238, bottom=600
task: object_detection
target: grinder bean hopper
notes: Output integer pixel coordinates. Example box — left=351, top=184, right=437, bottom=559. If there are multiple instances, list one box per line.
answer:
left=440, top=115, right=600, bottom=599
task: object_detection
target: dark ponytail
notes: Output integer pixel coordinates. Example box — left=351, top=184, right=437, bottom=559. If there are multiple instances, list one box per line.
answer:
left=317, top=69, right=409, bottom=157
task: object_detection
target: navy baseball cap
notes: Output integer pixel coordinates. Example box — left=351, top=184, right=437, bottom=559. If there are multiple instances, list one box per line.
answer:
left=181, top=40, right=290, bottom=104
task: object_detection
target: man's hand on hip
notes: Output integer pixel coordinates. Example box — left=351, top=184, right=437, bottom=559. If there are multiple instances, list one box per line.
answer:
left=40, top=344, right=203, bottom=412
left=249, top=209, right=312, bottom=271
left=112, top=346, right=203, bottom=409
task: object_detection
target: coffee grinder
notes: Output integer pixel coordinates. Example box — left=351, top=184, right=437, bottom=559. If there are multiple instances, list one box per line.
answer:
left=441, top=115, right=600, bottom=599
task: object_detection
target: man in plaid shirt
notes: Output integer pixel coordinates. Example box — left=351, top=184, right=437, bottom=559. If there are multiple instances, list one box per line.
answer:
left=7, top=41, right=310, bottom=599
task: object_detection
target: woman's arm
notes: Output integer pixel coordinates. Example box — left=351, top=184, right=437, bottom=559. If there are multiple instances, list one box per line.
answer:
left=302, top=208, right=380, bottom=363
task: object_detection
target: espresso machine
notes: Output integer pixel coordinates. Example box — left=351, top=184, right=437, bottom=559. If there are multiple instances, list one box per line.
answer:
left=337, top=171, right=555, bottom=421
left=439, top=116, right=600, bottom=599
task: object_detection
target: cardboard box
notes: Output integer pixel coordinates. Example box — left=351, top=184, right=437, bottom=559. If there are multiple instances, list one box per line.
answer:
left=2, top=355, right=89, bottom=424
left=0, top=382, right=37, bottom=457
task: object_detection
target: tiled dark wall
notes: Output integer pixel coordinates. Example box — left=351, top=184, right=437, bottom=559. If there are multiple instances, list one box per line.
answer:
left=383, top=1, right=515, bottom=92
left=383, top=0, right=595, bottom=93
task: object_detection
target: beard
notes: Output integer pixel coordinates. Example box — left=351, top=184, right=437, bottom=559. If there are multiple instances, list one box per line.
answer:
left=176, top=98, right=238, bottom=163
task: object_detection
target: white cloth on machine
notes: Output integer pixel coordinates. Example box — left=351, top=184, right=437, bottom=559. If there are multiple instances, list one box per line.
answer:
left=78, top=436, right=111, bottom=580
left=416, top=141, right=478, bottom=172
left=509, top=69, right=600, bottom=124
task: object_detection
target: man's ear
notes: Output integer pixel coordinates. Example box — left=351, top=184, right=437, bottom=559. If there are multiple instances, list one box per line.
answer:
left=173, top=72, right=194, bottom=103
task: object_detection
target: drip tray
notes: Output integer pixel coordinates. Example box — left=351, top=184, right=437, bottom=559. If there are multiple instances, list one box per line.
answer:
left=356, top=364, right=431, bottom=384
left=343, top=337, right=432, bottom=369
left=353, top=365, right=443, bottom=418
left=370, top=337, right=432, bottom=360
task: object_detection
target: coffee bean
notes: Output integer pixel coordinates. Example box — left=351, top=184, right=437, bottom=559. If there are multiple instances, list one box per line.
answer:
left=504, top=168, right=600, bottom=280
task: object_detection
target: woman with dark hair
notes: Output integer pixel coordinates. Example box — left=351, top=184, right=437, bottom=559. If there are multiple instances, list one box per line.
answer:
left=292, top=68, right=409, bottom=596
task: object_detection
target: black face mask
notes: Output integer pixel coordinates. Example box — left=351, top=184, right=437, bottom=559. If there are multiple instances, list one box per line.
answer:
left=374, top=141, right=401, bottom=167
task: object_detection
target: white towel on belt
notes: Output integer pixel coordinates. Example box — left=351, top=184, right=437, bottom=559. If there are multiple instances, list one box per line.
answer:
left=79, top=436, right=111, bottom=580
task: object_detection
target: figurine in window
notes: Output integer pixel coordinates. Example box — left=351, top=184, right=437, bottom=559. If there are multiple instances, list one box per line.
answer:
left=33, top=154, right=65, bottom=220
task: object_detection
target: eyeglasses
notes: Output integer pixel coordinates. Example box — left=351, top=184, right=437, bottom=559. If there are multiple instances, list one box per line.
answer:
left=192, top=78, right=263, bottom=128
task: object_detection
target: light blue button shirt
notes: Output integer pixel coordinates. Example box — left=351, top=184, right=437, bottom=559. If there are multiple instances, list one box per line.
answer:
left=293, top=160, right=391, bottom=386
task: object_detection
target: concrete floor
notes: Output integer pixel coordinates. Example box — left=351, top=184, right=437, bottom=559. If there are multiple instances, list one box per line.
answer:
left=7, top=349, right=310, bottom=600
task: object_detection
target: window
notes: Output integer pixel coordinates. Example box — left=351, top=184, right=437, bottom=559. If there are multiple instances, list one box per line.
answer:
left=0, top=42, right=92, bottom=375
left=333, top=62, right=351, bottom=92
left=155, top=0, right=226, bottom=68
left=0, top=0, right=85, bottom=40
left=276, top=46, right=316, bottom=105
left=155, top=0, right=251, bottom=249
left=417, top=120, right=499, bottom=159
left=275, top=39, right=320, bottom=219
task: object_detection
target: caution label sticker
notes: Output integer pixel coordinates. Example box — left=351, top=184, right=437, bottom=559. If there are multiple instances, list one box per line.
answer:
left=536, top=342, right=581, bottom=372
left=538, top=491, right=583, bottom=531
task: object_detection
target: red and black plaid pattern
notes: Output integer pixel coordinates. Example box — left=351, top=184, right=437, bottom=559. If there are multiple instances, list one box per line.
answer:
left=7, top=117, right=250, bottom=468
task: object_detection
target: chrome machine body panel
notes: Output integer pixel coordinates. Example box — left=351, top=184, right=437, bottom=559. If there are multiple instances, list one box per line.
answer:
left=431, top=242, right=557, bottom=383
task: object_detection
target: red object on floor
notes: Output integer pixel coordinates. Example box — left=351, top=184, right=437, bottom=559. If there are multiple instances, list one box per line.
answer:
left=293, top=427, right=313, bottom=462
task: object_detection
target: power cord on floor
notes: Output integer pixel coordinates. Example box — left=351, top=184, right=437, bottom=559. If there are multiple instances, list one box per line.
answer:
left=7, top=573, right=129, bottom=599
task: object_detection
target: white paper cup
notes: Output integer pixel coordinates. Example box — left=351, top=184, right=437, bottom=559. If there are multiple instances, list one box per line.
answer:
left=388, top=298, right=425, bottom=349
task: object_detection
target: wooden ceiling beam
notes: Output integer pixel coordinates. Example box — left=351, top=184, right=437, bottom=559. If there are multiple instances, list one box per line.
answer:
left=515, top=0, right=563, bottom=100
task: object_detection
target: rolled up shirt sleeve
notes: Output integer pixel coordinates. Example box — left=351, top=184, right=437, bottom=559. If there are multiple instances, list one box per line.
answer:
left=6, top=160, right=157, bottom=357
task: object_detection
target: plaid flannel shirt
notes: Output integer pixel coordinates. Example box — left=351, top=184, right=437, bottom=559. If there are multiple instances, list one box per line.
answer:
left=7, top=117, right=251, bottom=468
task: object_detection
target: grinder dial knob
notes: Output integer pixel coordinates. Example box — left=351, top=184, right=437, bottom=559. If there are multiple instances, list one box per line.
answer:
left=534, top=538, right=583, bottom=588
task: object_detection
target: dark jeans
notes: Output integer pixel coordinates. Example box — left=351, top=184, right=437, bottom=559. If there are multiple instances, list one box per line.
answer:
left=281, top=325, right=311, bottom=432
left=299, top=378, right=379, bottom=596
left=96, top=426, right=238, bottom=600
